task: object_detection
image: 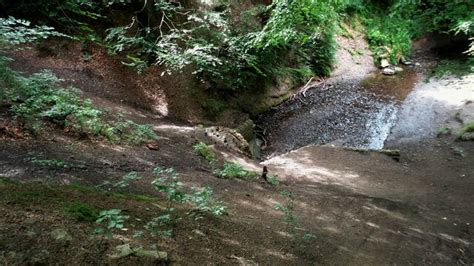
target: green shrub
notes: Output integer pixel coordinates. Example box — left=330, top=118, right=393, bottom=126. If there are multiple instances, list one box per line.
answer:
left=0, top=17, right=67, bottom=49
left=0, top=17, right=156, bottom=144
left=64, top=202, right=98, bottom=222
left=193, top=142, right=217, bottom=162
left=267, top=174, right=280, bottom=186
left=152, top=166, right=227, bottom=216
left=458, top=122, right=474, bottom=141
left=186, top=187, right=227, bottom=216
left=145, top=166, right=227, bottom=237
left=213, top=161, right=258, bottom=179
left=361, top=0, right=474, bottom=64
left=102, top=0, right=343, bottom=93
left=145, top=214, right=173, bottom=238
left=1, top=1, right=103, bottom=39
left=437, top=126, right=452, bottom=137
left=95, top=209, right=129, bottom=238
left=0, top=69, right=156, bottom=144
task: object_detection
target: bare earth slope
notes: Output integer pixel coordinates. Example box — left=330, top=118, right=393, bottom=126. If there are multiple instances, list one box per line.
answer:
left=1, top=42, right=473, bottom=264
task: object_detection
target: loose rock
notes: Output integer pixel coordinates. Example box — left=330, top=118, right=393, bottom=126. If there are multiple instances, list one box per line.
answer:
left=112, top=244, right=134, bottom=258
left=382, top=68, right=396, bottom=75
left=380, top=59, right=390, bottom=68
left=394, top=66, right=404, bottom=73
left=50, top=229, right=72, bottom=242
left=134, top=249, right=168, bottom=260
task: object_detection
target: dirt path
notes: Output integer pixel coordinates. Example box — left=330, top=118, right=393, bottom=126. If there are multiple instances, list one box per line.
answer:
left=265, top=140, right=474, bottom=264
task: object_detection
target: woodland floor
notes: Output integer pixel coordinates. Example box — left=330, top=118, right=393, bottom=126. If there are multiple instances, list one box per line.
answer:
left=1, top=40, right=474, bottom=265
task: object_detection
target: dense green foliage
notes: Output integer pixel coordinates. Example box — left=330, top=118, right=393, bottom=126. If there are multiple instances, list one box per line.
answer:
left=64, top=202, right=98, bottom=222
left=0, top=0, right=103, bottom=40
left=213, top=161, right=258, bottom=179
left=2, top=0, right=473, bottom=95
left=152, top=166, right=227, bottom=216
left=361, top=0, right=474, bottom=64
left=0, top=66, right=157, bottom=143
left=193, top=142, right=217, bottom=163
left=458, top=122, right=474, bottom=141
left=95, top=209, right=129, bottom=238
left=1, top=1, right=358, bottom=92
left=102, top=0, right=352, bottom=90
left=0, top=17, right=156, bottom=143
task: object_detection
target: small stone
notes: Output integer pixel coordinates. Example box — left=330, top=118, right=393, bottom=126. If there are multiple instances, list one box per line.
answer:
left=146, top=142, right=160, bottom=150
left=394, top=66, right=403, bottom=73
left=380, top=59, right=390, bottom=68
left=111, top=244, right=134, bottom=258
left=382, top=68, right=396, bottom=75
left=402, top=60, right=413, bottom=65
left=193, top=229, right=206, bottom=236
left=50, top=229, right=72, bottom=242
left=134, top=249, right=168, bottom=261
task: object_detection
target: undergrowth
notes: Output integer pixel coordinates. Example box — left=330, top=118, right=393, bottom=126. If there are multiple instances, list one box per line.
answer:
left=458, top=122, right=474, bottom=141
left=0, top=17, right=157, bottom=144
left=0, top=165, right=228, bottom=241
left=64, top=202, right=98, bottom=222
left=274, top=191, right=315, bottom=245
left=213, top=161, right=258, bottom=180
left=360, top=0, right=474, bottom=65
left=0, top=67, right=156, bottom=144
left=193, top=142, right=217, bottom=163
left=430, top=59, right=474, bottom=79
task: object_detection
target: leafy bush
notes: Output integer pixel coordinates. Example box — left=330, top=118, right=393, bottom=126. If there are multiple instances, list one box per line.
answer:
left=363, top=15, right=414, bottom=64
left=0, top=68, right=156, bottom=144
left=145, top=214, right=174, bottom=238
left=213, top=161, right=258, bottom=179
left=267, top=174, right=280, bottom=186
left=0, top=1, right=103, bottom=39
left=102, top=1, right=345, bottom=92
left=95, top=209, right=129, bottom=238
left=0, top=17, right=67, bottom=49
left=152, top=167, right=186, bottom=210
left=193, top=142, right=216, bottom=163
left=146, top=166, right=227, bottom=237
left=0, top=17, right=156, bottom=144
left=64, top=202, right=98, bottom=222
left=186, top=187, right=227, bottom=216
left=152, top=166, right=227, bottom=216
left=361, top=0, right=474, bottom=64
left=458, top=122, right=474, bottom=141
